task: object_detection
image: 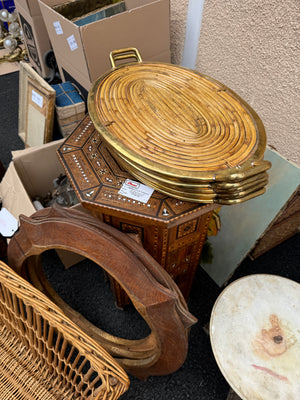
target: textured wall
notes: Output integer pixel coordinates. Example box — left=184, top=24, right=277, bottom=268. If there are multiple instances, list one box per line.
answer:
left=195, top=0, right=299, bottom=165
left=169, top=0, right=189, bottom=64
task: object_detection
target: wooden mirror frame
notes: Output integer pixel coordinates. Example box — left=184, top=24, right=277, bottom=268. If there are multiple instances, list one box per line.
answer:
left=7, top=205, right=197, bottom=379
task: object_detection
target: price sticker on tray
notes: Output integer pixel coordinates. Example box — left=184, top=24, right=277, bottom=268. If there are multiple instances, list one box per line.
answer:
left=118, top=179, right=154, bottom=203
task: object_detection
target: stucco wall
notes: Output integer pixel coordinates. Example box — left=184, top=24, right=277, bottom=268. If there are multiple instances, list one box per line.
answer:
left=169, top=0, right=189, bottom=64
left=195, top=0, right=299, bottom=166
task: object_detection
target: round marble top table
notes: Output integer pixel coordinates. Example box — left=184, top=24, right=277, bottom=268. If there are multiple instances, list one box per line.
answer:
left=210, top=274, right=300, bottom=400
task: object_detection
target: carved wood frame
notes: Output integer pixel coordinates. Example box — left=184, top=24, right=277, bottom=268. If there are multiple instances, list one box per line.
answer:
left=7, top=204, right=197, bottom=379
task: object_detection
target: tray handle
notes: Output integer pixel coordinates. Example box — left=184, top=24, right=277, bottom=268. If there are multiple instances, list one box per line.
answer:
left=109, top=48, right=142, bottom=68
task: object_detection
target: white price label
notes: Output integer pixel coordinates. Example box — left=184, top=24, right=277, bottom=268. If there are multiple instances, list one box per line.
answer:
left=0, top=208, right=18, bottom=237
left=118, top=179, right=154, bottom=203
left=67, top=34, right=78, bottom=51
left=31, top=89, right=43, bottom=108
left=53, top=21, right=63, bottom=35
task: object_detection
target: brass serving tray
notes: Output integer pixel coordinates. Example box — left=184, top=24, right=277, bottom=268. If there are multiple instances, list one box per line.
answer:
left=88, top=48, right=271, bottom=204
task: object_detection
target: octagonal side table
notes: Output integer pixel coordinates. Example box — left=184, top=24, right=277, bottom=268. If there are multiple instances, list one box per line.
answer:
left=57, top=115, right=218, bottom=307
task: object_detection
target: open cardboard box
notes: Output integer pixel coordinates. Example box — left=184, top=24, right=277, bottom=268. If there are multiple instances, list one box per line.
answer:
left=0, top=139, right=85, bottom=267
left=38, top=0, right=171, bottom=98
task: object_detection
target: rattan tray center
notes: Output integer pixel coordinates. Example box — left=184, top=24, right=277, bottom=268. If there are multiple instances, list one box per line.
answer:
left=90, top=62, right=263, bottom=174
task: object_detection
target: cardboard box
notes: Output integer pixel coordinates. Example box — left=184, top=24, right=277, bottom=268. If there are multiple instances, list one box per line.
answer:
left=0, top=140, right=65, bottom=219
left=14, top=0, right=52, bottom=77
left=13, top=0, right=41, bottom=16
left=0, top=140, right=85, bottom=266
left=38, top=0, right=171, bottom=97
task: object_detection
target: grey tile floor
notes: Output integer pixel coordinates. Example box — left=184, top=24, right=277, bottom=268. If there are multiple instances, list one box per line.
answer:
left=0, top=71, right=299, bottom=399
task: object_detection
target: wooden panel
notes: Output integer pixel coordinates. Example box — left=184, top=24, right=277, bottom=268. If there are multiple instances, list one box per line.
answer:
left=250, top=188, right=300, bottom=259
left=202, top=148, right=300, bottom=286
left=106, top=209, right=213, bottom=307
left=19, top=61, right=55, bottom=147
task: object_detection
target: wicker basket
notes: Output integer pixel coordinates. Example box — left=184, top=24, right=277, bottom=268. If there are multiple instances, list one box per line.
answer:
left=0, top=260, right=129, bottom=400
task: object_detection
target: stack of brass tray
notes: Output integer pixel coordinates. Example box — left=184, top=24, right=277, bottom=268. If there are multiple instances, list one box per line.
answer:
left=88, top=48, right=271, bottom=205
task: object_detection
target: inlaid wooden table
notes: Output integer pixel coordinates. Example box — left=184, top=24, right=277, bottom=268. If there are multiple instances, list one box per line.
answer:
left=57, top=114, right=218, bottom=307
left=210, top=274, right=300, bottom=400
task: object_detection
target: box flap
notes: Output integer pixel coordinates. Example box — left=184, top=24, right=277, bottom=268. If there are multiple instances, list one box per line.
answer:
left=126, top=0, right=157, bottom=9
left=12, top=139, right=65, bottom=199
left=38, top=0, right=90, bottom=78
left=57, top=59, right=92, bottom=99
left=14, top=0, right=42, bottom=17
left=0, top=162, right=35, bottom=219
left=81, top=0, right=171, bottom=81
left=15, top=3, right=52, bottom=76
left=2, top=139, right=85, bottom=267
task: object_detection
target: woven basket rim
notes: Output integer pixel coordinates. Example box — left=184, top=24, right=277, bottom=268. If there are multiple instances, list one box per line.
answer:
left=0, top=260, right=129, bottom=397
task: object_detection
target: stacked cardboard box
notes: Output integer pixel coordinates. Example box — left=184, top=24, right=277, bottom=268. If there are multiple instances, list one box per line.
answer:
left=38, top=0, right=171, bottom=99
left=14, top=0, right=52, bottom=77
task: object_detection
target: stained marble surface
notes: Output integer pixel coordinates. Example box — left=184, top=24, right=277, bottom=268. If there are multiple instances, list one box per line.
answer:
left=210, top=275, right=300, bottom=400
